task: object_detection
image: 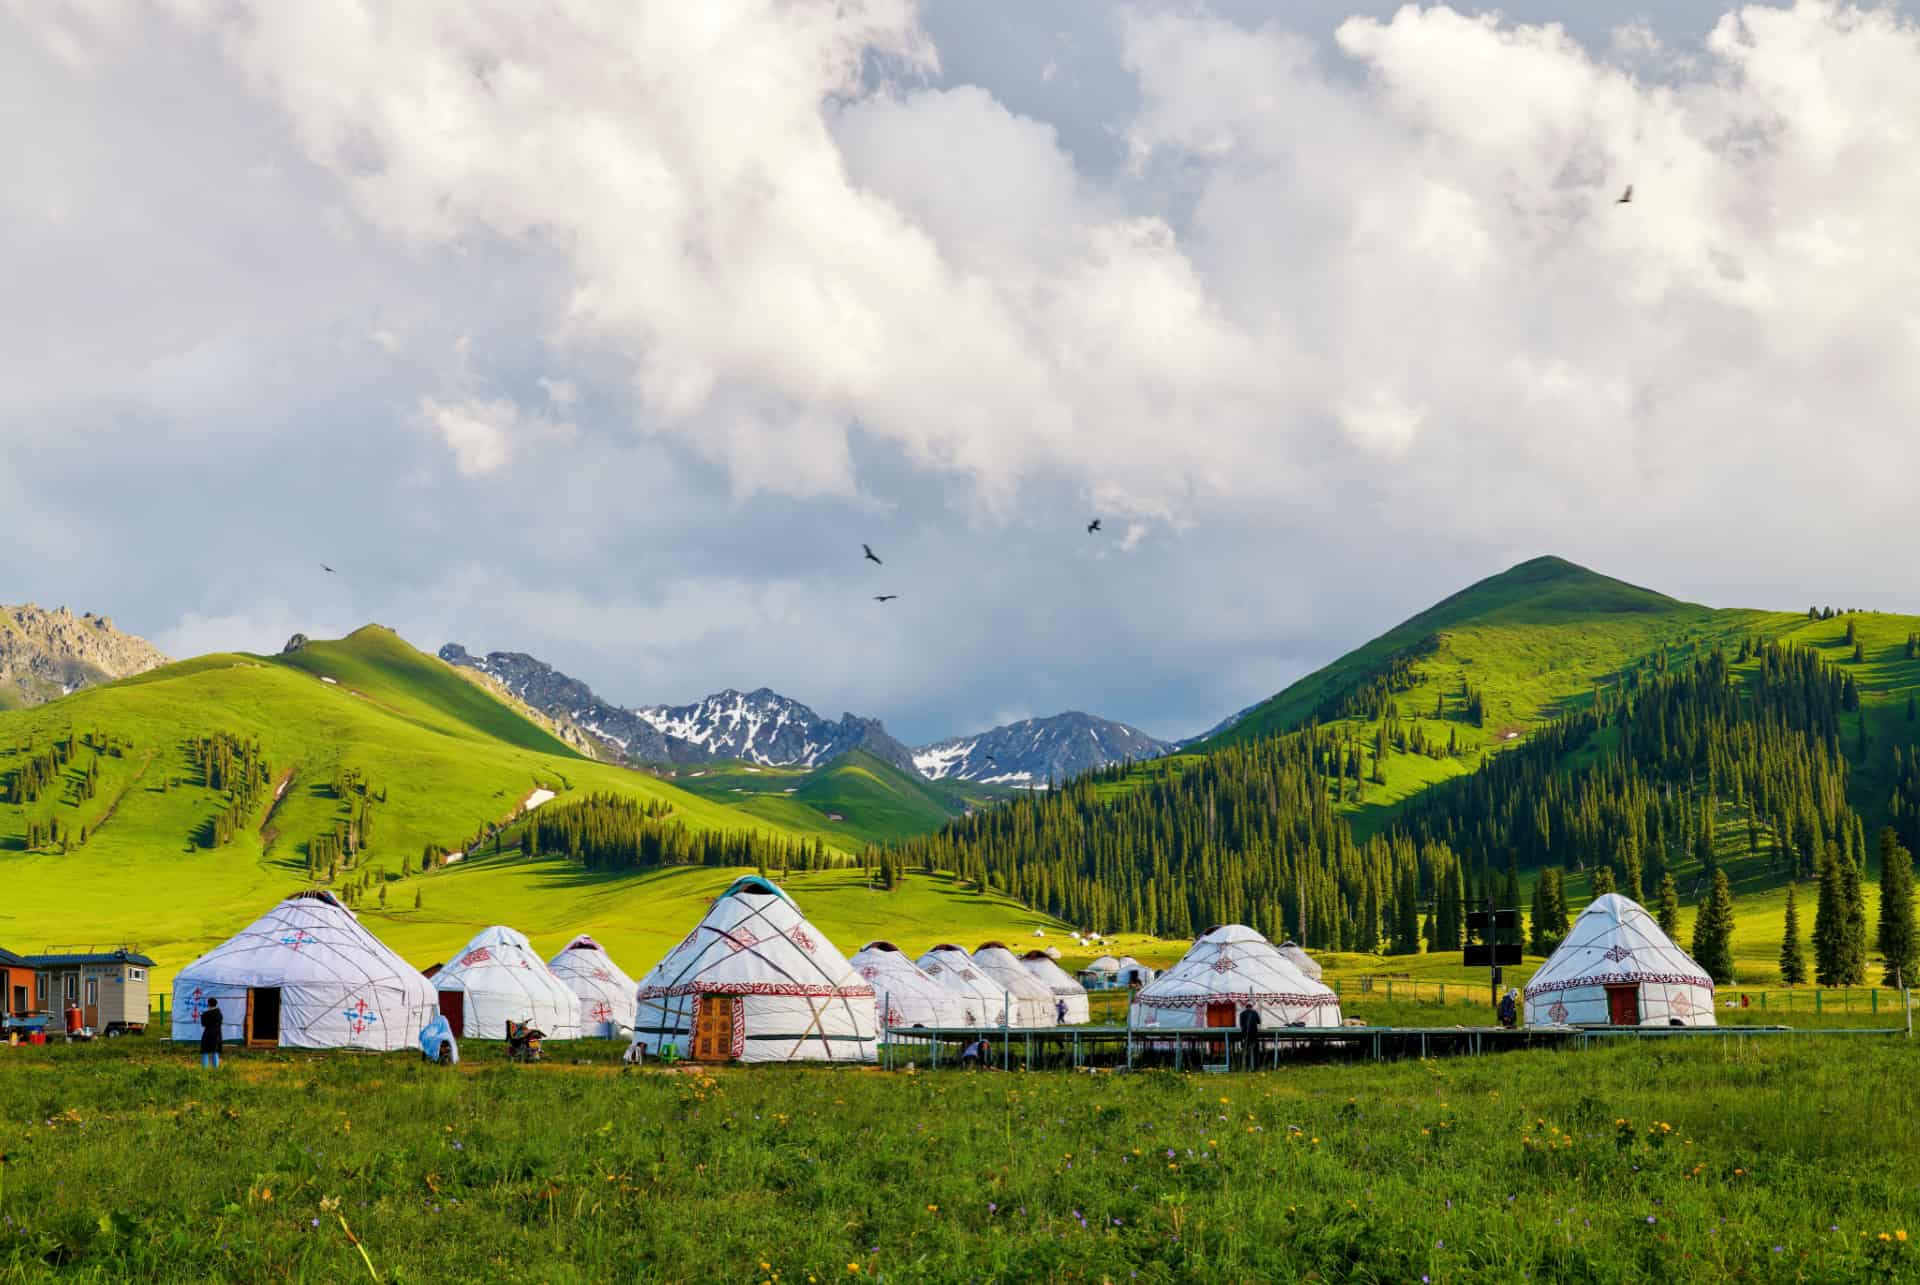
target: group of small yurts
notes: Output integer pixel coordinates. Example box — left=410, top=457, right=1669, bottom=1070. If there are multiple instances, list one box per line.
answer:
left=169, top=875, right=1717, bottom=1064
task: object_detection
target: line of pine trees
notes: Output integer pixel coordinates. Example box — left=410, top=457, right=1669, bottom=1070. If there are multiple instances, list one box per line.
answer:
left=524, top=791, right=831, bottom=874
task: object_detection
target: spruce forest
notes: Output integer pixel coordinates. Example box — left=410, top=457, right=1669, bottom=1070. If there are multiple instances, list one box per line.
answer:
left=893, top=637, right=1913, bottom=983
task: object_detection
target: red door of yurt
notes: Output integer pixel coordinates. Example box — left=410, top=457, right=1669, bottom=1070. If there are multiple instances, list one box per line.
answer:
left=1205, top=1002, right=1235, bottom=1057
left=1605, top=985, right=1640, bottom=1025
left=438, top=991, right=465, bottom=1039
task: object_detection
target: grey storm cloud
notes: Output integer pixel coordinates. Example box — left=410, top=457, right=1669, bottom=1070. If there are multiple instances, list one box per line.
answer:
left=4, top=0, right=1920, bottom=744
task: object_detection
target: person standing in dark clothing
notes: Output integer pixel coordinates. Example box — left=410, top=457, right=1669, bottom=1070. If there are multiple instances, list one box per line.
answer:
left=1237, top=1005, right=1262, bottom=1070
left=200, top=999, right=224, bottom=1069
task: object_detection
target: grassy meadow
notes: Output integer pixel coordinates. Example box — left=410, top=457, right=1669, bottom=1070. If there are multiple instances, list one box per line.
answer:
left=3, top=1034, right=1917, bottom=1281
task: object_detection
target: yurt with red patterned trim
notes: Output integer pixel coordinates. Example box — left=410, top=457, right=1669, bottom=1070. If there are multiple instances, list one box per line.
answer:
left=850, top=941, right=971, bottom=1029
left=915, top=944, right=1016, bottom=1027
left=1524, top=893, right=1716, bottom=1028
left=170, top=890, right=437, bottom=1051
left=972, top=942, right=1060, bottom=1027
left=433, top=925, right=583, bottom=1042
left=1129, top=924, right=1341, bottom=1029
left=1021, top=950, right=1092, bottom=1024
left=547, top=935, right=638, bottom=1038
left=631, top=876, right=876, bottom=1063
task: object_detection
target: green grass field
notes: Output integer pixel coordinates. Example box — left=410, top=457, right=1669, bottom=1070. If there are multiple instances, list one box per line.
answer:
left=3, top=1035, right=1916, bottom=1281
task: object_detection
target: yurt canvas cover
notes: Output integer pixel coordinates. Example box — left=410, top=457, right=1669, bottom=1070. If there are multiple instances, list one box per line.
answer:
left=1524, top=893, right=1716, bottom=1027
left=915, top=944, right=1015, bottom=1027
left=1115, top=956, right=1156, bottom=986
left=1022, top=950, right=1091, bottom=1024
left=1080, top=954, right=1122, bottom=989
left=171, top=890, right=437, bottom=1051
left=1130, top=925, right=1342, bottom=1029
left=972, top=942, right=1059, bottom=1027
left=548, top=935, right=638, bottom=1038
left=633, top=876, right=876, bottom=1063
left=851, top=942, right=971, bottom=1029
left=434, top=925, right=583, bottom=1041
left=1277, top=941, right=1323, bottom=981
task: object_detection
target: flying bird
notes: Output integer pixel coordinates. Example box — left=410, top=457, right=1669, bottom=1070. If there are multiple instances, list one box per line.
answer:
left=862, top=544, right=882, bottom=565
left=321, top=564, right=336, bottom=574
left=874, top=594, right=898, bottom=603
left=1616, top=184, right=1633, bottom=204
left=1086, top=519, right=1101, bottom=534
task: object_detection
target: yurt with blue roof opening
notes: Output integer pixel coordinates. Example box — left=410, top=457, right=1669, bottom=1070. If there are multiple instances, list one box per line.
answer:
left=630, top=876, right=877, bottom=1064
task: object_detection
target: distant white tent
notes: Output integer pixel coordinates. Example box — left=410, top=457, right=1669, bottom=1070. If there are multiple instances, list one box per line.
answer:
left=547, top=935, right=638, bottom=1038
left=1021, top=949, right=1091, bottom=1024
left=971, top=942, right=1059, bottom=1027
left=171, top=890, right=438, bottom=1051
left=434, top=926, right=582, bottom=1041
left=1080, top=954, right=1122, bottom=990
left=851, top=941, right=971, bottom=1030
left=1130, top=924, right=1342, bottom=1030
left=1276, top=941, right=1323, bottom=982
left=1115, top=955, right=1157, bottom=986
left=1043, top=945, right=1063, bottom=961
left=1524, top=893, right=1716, bottom=1028
left=915, top=944, right=1015, bottom=1027
left=633, top=876, right=876, bottom=1062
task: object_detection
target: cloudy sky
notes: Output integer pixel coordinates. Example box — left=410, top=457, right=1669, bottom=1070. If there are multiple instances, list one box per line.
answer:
left=6, top=1, right=1920, bottom=744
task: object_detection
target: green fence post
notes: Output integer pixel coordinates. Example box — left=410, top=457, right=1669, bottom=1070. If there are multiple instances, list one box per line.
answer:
left=1816, top=989, right=1822, bottom=1014
left=1760, top=991, right=1766, bottom=1011
left=1874, top=989, right=1879, bottom=1014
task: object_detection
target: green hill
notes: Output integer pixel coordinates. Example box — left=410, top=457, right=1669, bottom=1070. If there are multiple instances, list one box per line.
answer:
left=658, top=749, right=985, bottom=848
left=1203, top=557, right=1716, bottom=749
left=0, top=629, right=1057, bottom=989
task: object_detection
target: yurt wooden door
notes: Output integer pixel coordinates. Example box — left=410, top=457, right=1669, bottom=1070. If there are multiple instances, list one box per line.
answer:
left=438, top=991, right=464, bottom=1039
left=693, top=994, right=736, bottom=1061
left=1605, top=985, right=1640, bottom=1026
left=246, top=987, right=281, bottom=1048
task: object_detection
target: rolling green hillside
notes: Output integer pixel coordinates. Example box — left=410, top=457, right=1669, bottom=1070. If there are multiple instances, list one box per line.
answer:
left=0, top=628, right=1062, bottom=989
left=659, top=749, right=996, bottom=848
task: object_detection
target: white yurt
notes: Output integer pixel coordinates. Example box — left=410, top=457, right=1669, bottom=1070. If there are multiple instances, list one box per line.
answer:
left=971, top=942, right=1059, bottom=1027
left=1043, top=945, right=1063, bottom=961
left=1115, top=955, right=1157, bottom=986
left=1021, top=949, right=1092, bottom=1024
left=1080, top=954, right=1122, bottom=989
left=171, top=890, right=438, bottom=1051
left=851, top=941, right=971, bottom=1029
left=434, top=925, right=583, bottom=1041
left=632, top=876, right=876, bottom=1063
left=547, top=935, right=638, bottom=1038
left=1524, top=893, right=1716, bottom=1028
left=1130, top=924, right=1342, bottom=1030
left=915, top=944, right=1015, bottom=1027
left=1276, top=941, right=1323, bottom=982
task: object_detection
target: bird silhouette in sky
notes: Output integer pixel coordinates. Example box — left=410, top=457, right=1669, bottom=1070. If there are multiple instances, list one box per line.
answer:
left=321, top=564, right=337, bottom=574
left=862, top=544, right=882, bottom=565
left=874, top=594, right=898, bottom=603
left=1086, top=519, right=1101, bottom=534
left=1616, top=184, right=1633, bottom=204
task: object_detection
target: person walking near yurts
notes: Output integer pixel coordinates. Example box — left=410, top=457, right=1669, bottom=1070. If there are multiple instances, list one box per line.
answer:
left=1497, top=988, right=1518, bottom=1030
left=199, top=997, right=225, bottom=1069
left=1237, top=1003, right=1263, bottom=1070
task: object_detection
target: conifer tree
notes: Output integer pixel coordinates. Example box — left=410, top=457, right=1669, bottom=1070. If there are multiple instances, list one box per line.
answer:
left=1591, top=865, right=1616, bottom=896
left=1814, top=845, right=1846, bottom=985
left=1656, top=872, right=1681, bottom=938
left=1779, top=884, right=1806, bottom=985
left=1691, top=868, right=1736, bottom=984
left=1878, top=828, right=1916, bottom=988
left=413, top=887, right=422, bottom=911
left=1841, top=843, right=1869, bottom=985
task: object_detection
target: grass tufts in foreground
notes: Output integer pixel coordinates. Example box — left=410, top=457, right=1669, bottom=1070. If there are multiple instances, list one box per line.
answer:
left=2, top=1036, right=1918, bottom=1281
